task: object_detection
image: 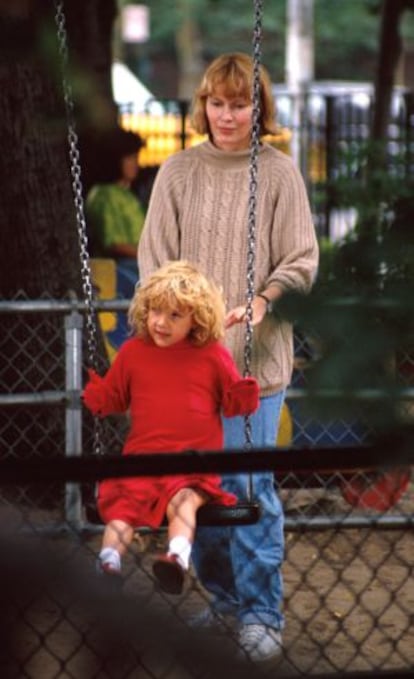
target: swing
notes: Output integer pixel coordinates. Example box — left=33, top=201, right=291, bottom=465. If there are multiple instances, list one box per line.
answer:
left=54, top=0, right=264, bottom=527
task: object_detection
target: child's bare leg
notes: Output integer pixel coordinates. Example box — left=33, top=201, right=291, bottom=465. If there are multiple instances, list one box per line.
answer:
left=99, top=519, right=134, bottom=573
left=166, top=487, right=207, bottom=543
left=152, top=488, right=207, bottom=594
left=165, top=488, right=207, bottom=569
left=102, top=520, right=135, bottom=555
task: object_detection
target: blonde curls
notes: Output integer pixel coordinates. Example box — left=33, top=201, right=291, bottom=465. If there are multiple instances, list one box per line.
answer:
left=191, top=52, right=278, bottom=137
left=128, top=261, right=226, bottom=346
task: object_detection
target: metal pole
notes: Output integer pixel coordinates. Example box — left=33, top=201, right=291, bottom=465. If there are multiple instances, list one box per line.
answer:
left=285, top=0, right=314, bottom=175
left=65, top=310, right=84, bottom=528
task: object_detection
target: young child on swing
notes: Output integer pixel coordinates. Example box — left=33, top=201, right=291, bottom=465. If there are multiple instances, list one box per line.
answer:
left=82, top=260, right=259, bottom=595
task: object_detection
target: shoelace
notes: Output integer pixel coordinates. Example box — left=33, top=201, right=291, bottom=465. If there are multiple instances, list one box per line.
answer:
left=240, top=624, right=265, bottom=646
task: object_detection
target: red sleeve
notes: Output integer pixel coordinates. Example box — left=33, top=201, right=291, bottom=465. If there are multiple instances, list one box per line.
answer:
left=214, top=344, right=260, bottom=417
left=82, top=346, right=131, bottom=417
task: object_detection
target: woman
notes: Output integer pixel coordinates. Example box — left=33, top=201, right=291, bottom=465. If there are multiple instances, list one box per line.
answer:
left=138, top=53, right=319, bottom=663
left=86, top=127, right=146, bottom=268
left=86, top=127, right=146, bottom=348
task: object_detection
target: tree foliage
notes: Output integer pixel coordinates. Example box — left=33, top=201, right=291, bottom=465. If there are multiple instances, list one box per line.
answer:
left=117, top=0, right=414, bottom=95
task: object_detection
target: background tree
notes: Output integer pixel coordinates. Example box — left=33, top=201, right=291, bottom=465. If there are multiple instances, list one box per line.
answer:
left=0, top=0, right=116, bottom=298
left=372, top=0, right=414, bottom=140
left=119, top=0, right=411, bottom=96
left=0, top=0, right=119, bottom=464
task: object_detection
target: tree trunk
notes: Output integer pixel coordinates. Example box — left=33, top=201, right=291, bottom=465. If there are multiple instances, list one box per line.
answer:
left=0, top=0, right=117, bottom=297
left=0, top=0, right=121, bottom=468
left=175, top=0, right=204, bottom=101
left=371, top=0, right=405, bottom=142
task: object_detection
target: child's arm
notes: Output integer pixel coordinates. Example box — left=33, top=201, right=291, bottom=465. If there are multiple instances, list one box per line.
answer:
left=82, top=360, right=129, bottom=417
left=222, top=376, right=260, bottom=417
left=216, top=345, right=260, bottom=417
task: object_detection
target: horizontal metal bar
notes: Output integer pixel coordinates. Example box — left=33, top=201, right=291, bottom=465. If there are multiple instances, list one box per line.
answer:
left=286, top=387, right=414, bottom=401
left=12, top=514, right=414, bottom=537
left=0, top=299, right=130, bottom=313
left=0, top=442, right=413, bottom=483
left=1, top=386, right=414, bottom=407
left=284, top=515, right=414, bottom=531
left=0, top=391, right=68, bottom=406
left=1, top=296, right=413, bottom=314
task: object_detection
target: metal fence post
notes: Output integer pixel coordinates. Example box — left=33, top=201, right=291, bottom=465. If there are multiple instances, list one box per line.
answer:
left=65, top=309, right=83, bottom=527
left=324, top=94, right=335, bottom=239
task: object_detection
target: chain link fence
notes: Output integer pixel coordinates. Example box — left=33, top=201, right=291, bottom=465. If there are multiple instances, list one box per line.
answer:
left=1, top=297, right=413, bottom=678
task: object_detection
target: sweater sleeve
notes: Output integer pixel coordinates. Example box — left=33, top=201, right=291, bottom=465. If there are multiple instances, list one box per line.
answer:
left=215, top=344, right=260, bottom=417
left=82, top=348, right=130, bottom=417
left=138, top=156, right=184, bottom=281
left=266, top=155, right=319, bottom=295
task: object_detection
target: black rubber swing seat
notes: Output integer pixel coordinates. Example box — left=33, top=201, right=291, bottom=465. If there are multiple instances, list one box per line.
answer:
left=83, top=488, right=261, bottom=528
left=196, top=501, right=261, bottom=526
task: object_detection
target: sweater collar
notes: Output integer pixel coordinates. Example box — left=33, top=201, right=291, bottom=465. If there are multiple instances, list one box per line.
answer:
left=198, top=139, right=265, bottom=170
left=144, top=336, right=194, bottom=351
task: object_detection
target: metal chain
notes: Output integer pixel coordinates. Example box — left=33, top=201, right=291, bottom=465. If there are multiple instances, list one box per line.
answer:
left=53, top=0, right=98, bottom=370
left=243, top=0, right=263, bottom=460
left=53, top=0, right=104, bottom=455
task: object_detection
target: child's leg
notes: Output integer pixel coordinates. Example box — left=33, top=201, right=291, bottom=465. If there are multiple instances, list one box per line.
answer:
left=165, top=488, right=207, bottom=569
left=98, top=519, right=135, bottom=573
left=152, top=488, right=207, bottom=594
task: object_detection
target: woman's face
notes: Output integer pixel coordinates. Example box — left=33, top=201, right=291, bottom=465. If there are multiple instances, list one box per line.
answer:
left=205, top=86, right=253, bottom=151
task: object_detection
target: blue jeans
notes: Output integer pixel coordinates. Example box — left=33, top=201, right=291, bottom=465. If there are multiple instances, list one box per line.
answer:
left=192, top=391, right=286, bottom=630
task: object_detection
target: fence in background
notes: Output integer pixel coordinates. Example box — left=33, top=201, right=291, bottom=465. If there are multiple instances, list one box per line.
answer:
left=1, top=297, right=413, bottom=677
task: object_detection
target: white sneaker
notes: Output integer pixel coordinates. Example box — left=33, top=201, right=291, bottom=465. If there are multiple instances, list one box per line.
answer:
left=238, top=624, right=283, bottom=662
left=188, top=606, right=236, bottom=633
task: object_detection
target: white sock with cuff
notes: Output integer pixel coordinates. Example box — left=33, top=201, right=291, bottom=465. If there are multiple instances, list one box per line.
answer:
left=168, top=536, right=191, bottom=570
left=99, top=547, right=121, bottom=572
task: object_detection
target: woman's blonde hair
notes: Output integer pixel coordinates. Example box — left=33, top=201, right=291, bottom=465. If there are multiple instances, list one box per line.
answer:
left=191, top=52, right=277, bottom=137
left=128, top=260, right=226, bottom=346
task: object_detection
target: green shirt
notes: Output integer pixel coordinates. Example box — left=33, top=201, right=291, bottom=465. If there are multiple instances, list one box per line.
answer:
left=86, top=184, right=146, bottom=256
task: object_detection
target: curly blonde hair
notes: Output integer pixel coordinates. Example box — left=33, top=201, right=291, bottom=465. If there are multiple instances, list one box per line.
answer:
left=128, top=261, right=226, bottom=346
left=191, top=52, right=278, bottom=137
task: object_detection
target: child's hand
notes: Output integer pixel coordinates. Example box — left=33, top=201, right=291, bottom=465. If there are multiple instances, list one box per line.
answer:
left=82, top=368, right=106, bottom=415
left=223, top=377, right=259, bottom=417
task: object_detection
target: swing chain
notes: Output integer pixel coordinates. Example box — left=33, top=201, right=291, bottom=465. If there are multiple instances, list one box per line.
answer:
left=53, top=0, right=98, bottom=372
left=53, top=0, right=103, bottom=456
left=244, top=0, right=263, bottom=453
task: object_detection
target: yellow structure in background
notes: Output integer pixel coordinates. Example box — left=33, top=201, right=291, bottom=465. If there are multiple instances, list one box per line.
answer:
left=276, top=403, right=293, bottom=446
left=120, top=110, right=292, bottom=167
left=90, top=258, right=118, bottom=363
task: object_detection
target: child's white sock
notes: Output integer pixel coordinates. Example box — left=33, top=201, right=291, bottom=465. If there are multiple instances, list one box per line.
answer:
left=168, top=536, right=191, bottom=570
left=99, top=547, right=121, bottom=572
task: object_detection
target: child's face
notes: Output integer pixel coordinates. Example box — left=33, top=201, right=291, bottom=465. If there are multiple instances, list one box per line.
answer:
left=147, top=305, right=194, bottom=347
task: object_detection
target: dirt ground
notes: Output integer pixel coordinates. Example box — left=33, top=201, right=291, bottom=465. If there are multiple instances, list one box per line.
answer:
left=1, top=482, right=414, bottom=679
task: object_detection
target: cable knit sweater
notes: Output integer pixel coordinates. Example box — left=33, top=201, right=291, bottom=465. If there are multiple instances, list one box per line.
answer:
left=139, top=141, right=319, bottom=396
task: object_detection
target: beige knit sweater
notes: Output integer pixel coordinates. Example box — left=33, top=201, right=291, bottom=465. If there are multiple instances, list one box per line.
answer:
left=139, top=141, right=319, bottom=396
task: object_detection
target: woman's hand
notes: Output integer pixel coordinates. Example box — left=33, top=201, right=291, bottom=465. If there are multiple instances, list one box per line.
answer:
left=225, top=295, right=268, bottom=329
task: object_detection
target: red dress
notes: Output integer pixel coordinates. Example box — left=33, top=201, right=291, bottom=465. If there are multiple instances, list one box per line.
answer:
left=83, top=337, right=259, bottom=527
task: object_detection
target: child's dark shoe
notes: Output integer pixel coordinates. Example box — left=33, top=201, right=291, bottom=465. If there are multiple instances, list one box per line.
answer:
left=152, top=554, right=185, bottom=594
left=97, top=560, right=123, bottom=596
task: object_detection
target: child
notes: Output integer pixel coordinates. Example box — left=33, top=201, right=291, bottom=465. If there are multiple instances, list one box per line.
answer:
left=83, top=260, right=259, bottom=595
